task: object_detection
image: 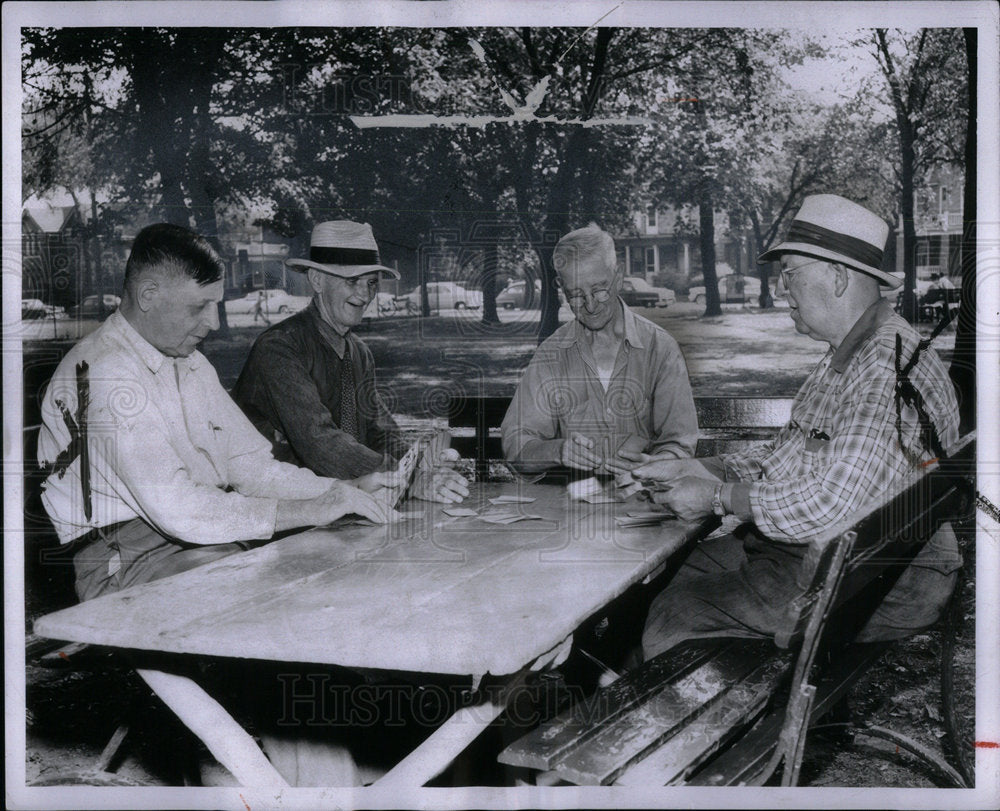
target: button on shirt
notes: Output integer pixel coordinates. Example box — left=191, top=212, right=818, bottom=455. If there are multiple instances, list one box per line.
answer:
left=719, top=299, right=960, bottom=543
left=501, top=302, right=698, bottom=465
left=37, top=311, right=331, bottom=545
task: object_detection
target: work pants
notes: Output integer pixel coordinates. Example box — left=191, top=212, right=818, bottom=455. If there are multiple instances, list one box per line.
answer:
left=642, top=523, right=962, bottom=661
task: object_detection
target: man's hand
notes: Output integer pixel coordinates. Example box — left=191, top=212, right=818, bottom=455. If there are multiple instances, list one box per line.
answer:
left=351, top=470, right=405, bottom=494
left=603, top=435, right=648, bottom=475
left=410, top=467, right=470, bottom=504
left=560, top=433, right=603, bottom=471
left=630, top=456, right=722, bottom=484
left=314, top=481, right=396, bottom=524
left=277, top=481, right=397, bottom=530
left=650, top=476, right=716, bottom=522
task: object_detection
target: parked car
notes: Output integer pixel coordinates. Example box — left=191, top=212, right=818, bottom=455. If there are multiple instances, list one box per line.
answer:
left=394, top=281, right=482, bottom=311
left=618, top=278, right=660, bottom=308
left=496, top=279, right=541, bottom=310
left=69, top=294, right=121, bottom=318
left=22, top=298, right=67, bottom=320
left=689, top=275, right=762, bottom=305
left=225, top=289, right=311, bottom=315
left=624, top=277, right=675, bottom=307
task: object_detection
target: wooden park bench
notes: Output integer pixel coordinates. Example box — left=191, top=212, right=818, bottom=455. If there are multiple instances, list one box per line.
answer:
left=447, top=394, right=975, bottom=787
left=447, top=394, right=793, bottom=479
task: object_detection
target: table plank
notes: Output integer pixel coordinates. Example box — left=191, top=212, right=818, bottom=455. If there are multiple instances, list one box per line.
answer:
left=35, top=483, right=701, bottom=677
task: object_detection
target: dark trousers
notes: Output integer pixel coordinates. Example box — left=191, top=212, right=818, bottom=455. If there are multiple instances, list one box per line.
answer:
left=642, top=524, right=961, bottom=661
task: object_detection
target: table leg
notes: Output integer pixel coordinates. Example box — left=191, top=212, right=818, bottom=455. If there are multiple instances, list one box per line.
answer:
left=135, top=667, right=289, bottom=788
left=373, top=691, right=507, bottom=787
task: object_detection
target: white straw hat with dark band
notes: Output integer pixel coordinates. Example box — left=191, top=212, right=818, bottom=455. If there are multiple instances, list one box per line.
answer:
left=285, top=220, right=400, bottom=279
left=758, top=194, right=901, bottom=288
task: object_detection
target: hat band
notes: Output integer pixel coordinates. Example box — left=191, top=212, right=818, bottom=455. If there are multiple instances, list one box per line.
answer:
left=310, top=246, right=380, bottom=265
left=785, top=221, right=883, bottom=269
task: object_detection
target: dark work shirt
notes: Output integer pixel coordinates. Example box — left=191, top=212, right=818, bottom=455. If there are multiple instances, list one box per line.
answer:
left=232, top=301, right=407, bottom=479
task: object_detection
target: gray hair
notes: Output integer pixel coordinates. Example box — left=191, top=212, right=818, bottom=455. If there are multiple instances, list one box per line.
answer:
left=553, top=223, right=617, bottom=275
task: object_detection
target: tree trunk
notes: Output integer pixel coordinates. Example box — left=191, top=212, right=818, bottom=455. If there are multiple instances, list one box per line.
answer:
left=749, top=211, right=773, bottom=308
left=183, top=31, right=230, bottom=337
left=481, top=243, right=501, bottom=325
left=537, top=127, right=585, bottom=341
left=536, top=27, right=613, bottom=342
left=899, top=122, right=919, bottom=323
left=69, top=190, right=97, bottom=315
left=950, top=28, right=976, bottom=433
left=699, top=188, right=722, bottom=317
left=420, top=253, right=430, bottom=318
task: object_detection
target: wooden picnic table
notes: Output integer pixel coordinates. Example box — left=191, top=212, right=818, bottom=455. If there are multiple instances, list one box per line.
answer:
left=34, top=480, right=705, bottom=787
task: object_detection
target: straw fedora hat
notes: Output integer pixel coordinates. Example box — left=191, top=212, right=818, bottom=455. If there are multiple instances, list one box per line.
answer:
left=758, top=195, right=901, bottom=288
left=285, top=220, right=400, bottom=279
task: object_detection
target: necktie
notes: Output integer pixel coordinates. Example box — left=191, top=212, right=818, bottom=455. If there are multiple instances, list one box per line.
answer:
left=339, top=350, right=361, bottom=441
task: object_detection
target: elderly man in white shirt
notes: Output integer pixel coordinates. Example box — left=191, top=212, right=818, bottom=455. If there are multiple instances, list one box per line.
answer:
left=38, top=222, right=395, bottom=602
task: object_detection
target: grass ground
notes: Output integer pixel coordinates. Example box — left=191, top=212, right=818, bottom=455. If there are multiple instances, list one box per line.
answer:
left=21, top=300, right=970, bottom=788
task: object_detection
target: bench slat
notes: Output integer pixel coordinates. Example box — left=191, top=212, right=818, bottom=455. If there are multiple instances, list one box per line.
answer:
left=499, top=641, right=722, bottom=770
left=694, top=397, right=792, bottom=430
left=551, top=641, right=784, bottom=785
left=446, top=395, right=794, bottom=478
left=613, top=651, right=793, bottom=786
left=686, top=643, right=890, bottom=786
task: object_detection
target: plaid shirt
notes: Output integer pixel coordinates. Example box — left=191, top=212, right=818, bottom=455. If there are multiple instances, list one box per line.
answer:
left=723, top=299, right=959, bottom=543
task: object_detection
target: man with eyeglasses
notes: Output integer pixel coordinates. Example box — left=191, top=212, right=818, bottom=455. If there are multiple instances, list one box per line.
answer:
left=630, top=195, right=962, bottom=661
left=234, top=220, right=469, bottom=504
left=501, top=223, right=697, bottom=475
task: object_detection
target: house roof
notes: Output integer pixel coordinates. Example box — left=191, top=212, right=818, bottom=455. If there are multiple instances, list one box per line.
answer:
left=22, top=205, right=80, bottom=234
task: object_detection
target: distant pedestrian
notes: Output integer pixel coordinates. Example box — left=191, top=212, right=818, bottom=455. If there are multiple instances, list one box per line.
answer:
left=253, top=290, right=271, bottom=325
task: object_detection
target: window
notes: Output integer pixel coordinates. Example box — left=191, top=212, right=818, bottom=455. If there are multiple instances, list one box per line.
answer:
left=645, top=205, right=657, bottom=229
left=645, top=247, right=656, bottom=276
left=915, top=236, right=943, bottom=267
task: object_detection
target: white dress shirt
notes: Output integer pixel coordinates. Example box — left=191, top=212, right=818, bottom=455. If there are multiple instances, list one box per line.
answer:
left=38, top=311, right=330, bottom=545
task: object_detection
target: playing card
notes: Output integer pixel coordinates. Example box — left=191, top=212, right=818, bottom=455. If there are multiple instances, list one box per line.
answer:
left=442, top=507, right=479, bottom=517
left=582, top=492, right=619, bottom=504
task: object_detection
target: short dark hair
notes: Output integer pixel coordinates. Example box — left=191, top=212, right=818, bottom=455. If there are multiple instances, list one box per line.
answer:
left=124, top=223, right=224, bottom=290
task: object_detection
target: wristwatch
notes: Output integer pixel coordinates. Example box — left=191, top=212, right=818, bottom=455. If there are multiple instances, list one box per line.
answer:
left=711, top=483, right=727, bottom=516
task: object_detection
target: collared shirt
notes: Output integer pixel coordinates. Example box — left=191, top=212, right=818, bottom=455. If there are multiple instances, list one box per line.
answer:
left=721, top=299, right=960, bottom=543
left=37, top=311, right=330, bottom=545
left=501, top=301, right=698, bottom=465
left=232, top=301, right=407, bottom=479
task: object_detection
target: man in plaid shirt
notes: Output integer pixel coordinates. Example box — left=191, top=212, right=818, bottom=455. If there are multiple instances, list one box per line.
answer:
left=630, top=195, right=963, bottom=660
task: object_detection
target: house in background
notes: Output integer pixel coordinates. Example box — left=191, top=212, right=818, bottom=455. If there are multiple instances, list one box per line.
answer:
left=614, top=204, right=746, bottom=292
left=229, top=226, right=299, bottom=296
left=904, top=163, right=963, bottom=280
left=21, top=204, right=90, bottom=308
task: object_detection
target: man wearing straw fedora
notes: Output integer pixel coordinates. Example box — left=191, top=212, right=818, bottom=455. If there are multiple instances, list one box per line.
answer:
left=628, top=195, right=963, bottom=660
left=234, top=220, right=469, bottom=504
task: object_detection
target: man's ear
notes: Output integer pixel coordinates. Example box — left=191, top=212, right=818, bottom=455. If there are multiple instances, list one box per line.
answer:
left=832, top=263, right=850, bottom=297
left=134, top=277, right=159, bottom=313
left=307, top=268, right=324, bottom=294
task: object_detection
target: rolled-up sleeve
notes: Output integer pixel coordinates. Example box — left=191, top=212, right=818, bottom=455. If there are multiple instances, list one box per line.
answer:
left=646, top=336, right=697, bottom=458
left=501, top=348, right=561, bottom=464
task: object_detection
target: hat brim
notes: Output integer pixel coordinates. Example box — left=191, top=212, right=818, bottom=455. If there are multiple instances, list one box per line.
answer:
left=757, top=241, right=902, bottom=289
left=285, top=257, right=400, bottom=280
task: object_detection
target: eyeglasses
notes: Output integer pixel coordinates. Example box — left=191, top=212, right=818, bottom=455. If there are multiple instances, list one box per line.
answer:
left=331, top=275, right=380, bottom=295
left=779, top=260, right=825, bottom=288
left=556, top=281, right=614, bottom=305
